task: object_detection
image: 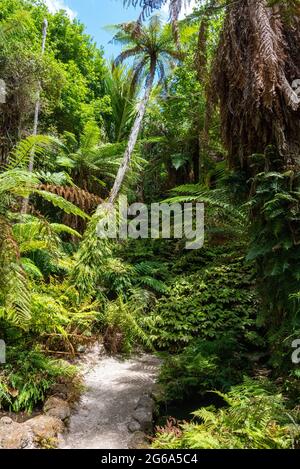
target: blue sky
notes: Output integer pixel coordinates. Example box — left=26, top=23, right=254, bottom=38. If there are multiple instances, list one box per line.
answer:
left=44, top=0, right=196, bottom=59
left=44, top=0, right=163, bottom=59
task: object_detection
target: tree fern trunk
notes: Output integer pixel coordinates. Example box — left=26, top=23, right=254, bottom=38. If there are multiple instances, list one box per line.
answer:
left=109, top=64, right=155, bottom=205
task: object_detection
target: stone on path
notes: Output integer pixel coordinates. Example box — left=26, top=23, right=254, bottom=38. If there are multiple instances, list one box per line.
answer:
left=43, top=396, right=71, bottom=421
left=25, top=415, right=64, bottom=440
left=0, top=417, right=34, bottom=449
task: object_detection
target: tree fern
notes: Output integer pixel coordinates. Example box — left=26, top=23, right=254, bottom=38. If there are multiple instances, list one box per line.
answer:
left=153, top=377, right=300, bottom=449
left=7, top=135, right=61, bottom=170
left=165, top=186, right=247, bottom=224
left=0, top=217, right=31, bottom=327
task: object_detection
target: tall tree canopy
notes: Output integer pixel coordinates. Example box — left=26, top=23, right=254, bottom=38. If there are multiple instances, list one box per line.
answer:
left=108, top=16, right=181, bottom=203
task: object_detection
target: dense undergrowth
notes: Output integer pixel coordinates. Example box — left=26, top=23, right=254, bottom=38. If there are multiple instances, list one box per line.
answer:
left=153, top=378, right=300, bottom=449
left=1, top=0, right=300, bottom=451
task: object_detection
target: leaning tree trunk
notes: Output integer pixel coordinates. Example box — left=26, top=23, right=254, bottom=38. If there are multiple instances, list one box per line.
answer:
left=211, top=0, right=300, bottom=173
left=108, top=63, right=155, bottom=204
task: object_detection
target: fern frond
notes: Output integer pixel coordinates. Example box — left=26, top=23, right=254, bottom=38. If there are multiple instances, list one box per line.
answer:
left=21, top=258, right=43, bottom=280
left=0, top=216, right=31, bottom=327
left=8, top=135, right=61, bottom=170
left=33, top=190, right=90, bottom=219
left=50, top=223, right=82, bottom=239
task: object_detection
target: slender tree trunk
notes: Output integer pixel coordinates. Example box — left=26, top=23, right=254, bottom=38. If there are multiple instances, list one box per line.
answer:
left=22, top=19, right=48, bottom=214
left=29, top=18, right=48, bottom=171
left=108, top=65, right=155, bottom=204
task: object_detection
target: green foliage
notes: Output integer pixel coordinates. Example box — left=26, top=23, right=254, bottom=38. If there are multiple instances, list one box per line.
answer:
left=57, top=121, right=146, bottom=199
left=145, top=249, right=258, bottom=350
left=15, top=282, right=100, bottom=362
left=0, top=346, right=77, bottom=412
left=0, top=0, right=108, bottom=159
left=159, top=336, right=248, bottom=401
left=71, top=212, right=113, bottom=297
left=103, top=64, right=141, bottom=142
left=104, top=296, right=153, bottom=353
left=0, top=138, right=90, bottom=328
left=246, top=153, right=300, bottom=363
left=153, top=377, right=300, bottom=449
left=100, top=257, right=168, bottom=298
left=0, top=216, right=31, bottom=328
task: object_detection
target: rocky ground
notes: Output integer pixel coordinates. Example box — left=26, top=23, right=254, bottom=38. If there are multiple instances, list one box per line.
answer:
left=0, top=343, right=161, bottom=449
left=59, top=343, right=161, bottom=449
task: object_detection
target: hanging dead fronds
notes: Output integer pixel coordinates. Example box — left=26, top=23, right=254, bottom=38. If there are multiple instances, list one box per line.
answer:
left=38, top=184, right=102, bottom=212
left=211, top=0, right=300, bottom=171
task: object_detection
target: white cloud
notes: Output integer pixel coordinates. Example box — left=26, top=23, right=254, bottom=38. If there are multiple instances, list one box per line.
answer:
left=44, top=0, right=77, bottom=20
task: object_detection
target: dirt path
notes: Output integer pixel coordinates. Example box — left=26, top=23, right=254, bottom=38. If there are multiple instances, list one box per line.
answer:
left=59, top=344, right=161, bottom=449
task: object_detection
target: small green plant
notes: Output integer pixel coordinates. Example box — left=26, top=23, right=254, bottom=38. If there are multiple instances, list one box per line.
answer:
left=159, top=336, right=248, bottom=401
left=153, top=378, right=300, bottom=449
left=0, top=346, right=77, bottom=412
left=103, top=296, right=153, bottom=354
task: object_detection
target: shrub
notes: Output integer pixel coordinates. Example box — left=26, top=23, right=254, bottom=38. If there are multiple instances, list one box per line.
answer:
left=152, top=378, right=300, bottom=449
left=159, top=336, right=248, bottom=401
left=145, top=253, right=260, bottom=351
left=0, top=346, right=77, bottom=412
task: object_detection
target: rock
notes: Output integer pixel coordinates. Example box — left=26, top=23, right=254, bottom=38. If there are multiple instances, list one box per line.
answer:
left=128, top=431, right=148, bottom=449
left=0, top=420, right=33, bottom=449
left=136, top=395, right=154, bottom=412
left=150, top=384, right=164, bottom=402
left=128, top=420, right=141, bottom=433
left=131, top=394, right=155, bottom=433
left=0, top=417, right=13, bottom=425
left=132, top=408, right=153, bottom=433
left=49, top=383, right=69, bottom=400
left=25, top=415, right=64, bottom=440
left=43, top=396, right=70, bottom=421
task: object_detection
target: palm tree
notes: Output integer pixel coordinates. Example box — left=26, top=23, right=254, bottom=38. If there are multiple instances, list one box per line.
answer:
left=123, top=0, right=192, bottom=45
left=104, top=64, right=141, bottom=143
left=108, top=16, right=181, bottom=204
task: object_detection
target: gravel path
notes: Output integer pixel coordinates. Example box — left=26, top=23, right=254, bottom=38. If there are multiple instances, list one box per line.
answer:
left=59, top=344, right=160, bottom=449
